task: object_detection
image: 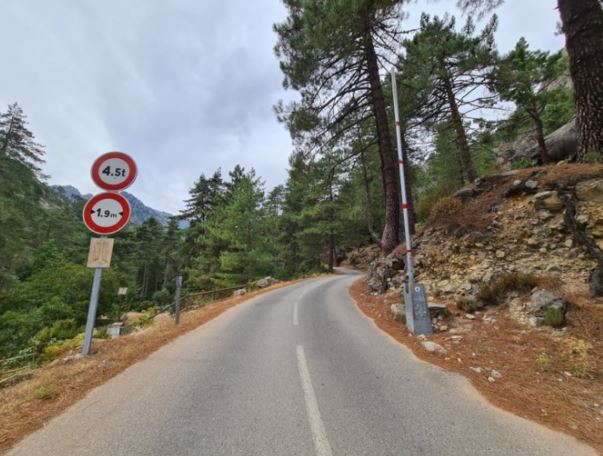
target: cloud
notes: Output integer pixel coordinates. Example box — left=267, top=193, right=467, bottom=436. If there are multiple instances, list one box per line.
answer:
left=0, top=0, right=564, bottom=214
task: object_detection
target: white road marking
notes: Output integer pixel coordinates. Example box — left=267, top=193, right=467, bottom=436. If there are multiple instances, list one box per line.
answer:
left=296, top=345, right=333, bottom=456
left=293, top=301, right=299, bottom=326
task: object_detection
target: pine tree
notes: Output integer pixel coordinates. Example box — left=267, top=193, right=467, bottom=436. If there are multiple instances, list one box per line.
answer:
left=0, top=103, right=45, bottom=174
left=458, top=0, right=603, bottom=160
left=181, top=170, right=224, bottom=223
left=274, top=0, right=408, bottom=254
left=493, top=38, right=569, bottom=163
left=401, top=14, right=498, bottom=183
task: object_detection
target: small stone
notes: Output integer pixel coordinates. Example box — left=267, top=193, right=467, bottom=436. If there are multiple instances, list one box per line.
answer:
left=465, top=313, right=476, bottom=320
left=525, top=180, right=538, bottom=189
left=470, top=367, right=483, bottom=374
left=490, top=369, right=503, bottom=380
left=390, top=303, right=405, bottom=321
left=564, top=239, right=573, bottom=248
left=421, top=341, right=447, bottom=354
left=495, top=250, right=506, bottom=259
left=488, top=376, right=496, bottom=383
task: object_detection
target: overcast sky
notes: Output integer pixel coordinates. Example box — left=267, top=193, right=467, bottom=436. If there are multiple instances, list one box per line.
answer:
left=0, top=0, right=564, bottom=214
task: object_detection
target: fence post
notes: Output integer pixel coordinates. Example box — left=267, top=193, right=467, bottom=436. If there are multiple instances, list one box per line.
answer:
left=174, top=276, right=182, bottom=325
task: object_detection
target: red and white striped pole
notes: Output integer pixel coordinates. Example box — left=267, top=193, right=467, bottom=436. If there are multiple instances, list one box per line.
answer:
left=390, top=68, right=415, bottom=294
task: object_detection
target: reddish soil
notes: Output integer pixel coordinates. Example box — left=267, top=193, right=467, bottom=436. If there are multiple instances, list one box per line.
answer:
left=350, top=278, right=603, bottom=454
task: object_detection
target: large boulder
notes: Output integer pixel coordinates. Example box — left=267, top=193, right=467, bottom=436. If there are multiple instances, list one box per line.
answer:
left=526, top=290, right=567, bottom=326
left=232, top=288, right=247, bottom=297
left=366, top=260, right=391, bottom=293
left=256, top=277, right=279, bottom=288
left=366, top=251, right=407, bottom=293
left=497, top=120, right=577, bottom=165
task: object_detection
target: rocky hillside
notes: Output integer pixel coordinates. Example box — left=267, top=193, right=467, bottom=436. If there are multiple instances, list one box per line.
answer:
left=365, top=164, right=603, bottom=325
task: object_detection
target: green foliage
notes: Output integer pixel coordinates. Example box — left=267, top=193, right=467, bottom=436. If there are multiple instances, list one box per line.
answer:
left=152, top=288, right=172, bottom=306
left=30, top=319, right=80, bottom=353
left=537, top=349, right=552, bottom=372
left=493, top=38, right=573, bottom=162
left=511, top=158, right=537, bottom=170
left=543, top=307, right=565, bottom=328
left=132, top=307, right=159, bottom=328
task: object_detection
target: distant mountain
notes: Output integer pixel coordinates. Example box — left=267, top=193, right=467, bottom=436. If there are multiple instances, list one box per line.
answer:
left=52, top=185, right=178, bottom=226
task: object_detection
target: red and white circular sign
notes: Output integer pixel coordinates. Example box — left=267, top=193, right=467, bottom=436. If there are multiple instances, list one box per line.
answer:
left=91, top=152, right=137, bottom=191
left=83, top=192, right=131, bottom=235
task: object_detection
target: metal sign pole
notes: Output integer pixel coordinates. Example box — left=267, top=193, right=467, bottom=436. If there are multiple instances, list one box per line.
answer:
left=391, top=68, right=432, bottom=335
left=174, top=276, right=182, bottom=325
left=82, top=267, right=103, bottom=355
left=391, top=68, right=416, bottom=327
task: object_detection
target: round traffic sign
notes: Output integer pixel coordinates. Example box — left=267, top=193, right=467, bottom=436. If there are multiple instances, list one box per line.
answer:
left=83, top=192, right=132, bottom=235
left=91, top=151, right=137, bottom=191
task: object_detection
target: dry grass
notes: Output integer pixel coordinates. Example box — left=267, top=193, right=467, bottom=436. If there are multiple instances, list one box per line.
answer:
left=539, top=163, right=603, bottom=188
left=350, top=278, right=603, bottom=453
left=476, top=272, right=539, bottom=305
left=0, top=279, right=304, bottom=454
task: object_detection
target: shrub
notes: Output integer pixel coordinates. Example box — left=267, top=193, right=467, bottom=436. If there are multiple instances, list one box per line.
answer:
left=537, top=349, right=552, bottom=372
left=476, top=272, right=538, bottom=306
left=584, top=151, right=601, bottom=164
left=428, top=197, right=463, bottom=225
left=456, top=298, right=483, bottom=313
left=511, top=158, right=537, bottom=170
left=32, top=383, right=57, bottom=401
left=152, top=288, right=172, bottom=306
left=543, top=307, right=565, bottom=328
left=30, top=319, right=80, bottom=353
left=132, top=307, right=159, bottom=328
left=562, top=337, right=594, bottom=379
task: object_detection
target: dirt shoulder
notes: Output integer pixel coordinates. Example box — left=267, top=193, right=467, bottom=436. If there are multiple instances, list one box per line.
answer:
left=350, top=278, right=603, bottom=454
left=0, top=279, right=304, bottom=454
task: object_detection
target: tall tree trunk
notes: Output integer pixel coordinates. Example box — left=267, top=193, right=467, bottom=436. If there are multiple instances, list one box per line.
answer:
left=443, top=76, right=478, bottom=182
left=364, top=29, right=400, bottom=255
left=359, top=149, right=381, bottom=244
left=558, top=0, right=603, bottom=160
left=529, top=108, right=551, bottom=163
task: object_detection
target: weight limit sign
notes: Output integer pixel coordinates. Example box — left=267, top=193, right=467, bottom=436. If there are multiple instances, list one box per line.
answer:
left=91, top=151, right=137, bottom=191
left=83, top=192, right=131, bottom=235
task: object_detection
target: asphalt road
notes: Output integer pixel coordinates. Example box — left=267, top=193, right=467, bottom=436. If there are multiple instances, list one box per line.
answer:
left=8, top=272, right=596, bottom=456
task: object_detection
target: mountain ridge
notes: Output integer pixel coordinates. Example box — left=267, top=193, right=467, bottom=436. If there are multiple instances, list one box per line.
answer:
left=52, top=185, right=177, bottom=226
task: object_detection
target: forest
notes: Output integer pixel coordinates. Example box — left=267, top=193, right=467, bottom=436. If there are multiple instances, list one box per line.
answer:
left=0, top=0, right=601, bottom=360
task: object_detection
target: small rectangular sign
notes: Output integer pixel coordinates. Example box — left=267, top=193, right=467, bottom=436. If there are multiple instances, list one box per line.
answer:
left=118, top=287, right=128, bottom=296
left=86, top=237, right=114, bottom=268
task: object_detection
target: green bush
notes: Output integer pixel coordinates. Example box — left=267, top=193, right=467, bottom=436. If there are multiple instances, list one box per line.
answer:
left=152, top=288, right=172, bottom=306
left=543, top=307, right=565, bottom=328
left=30, top=319, right=80, bottom=352
left=132, top=307, right=159, bottom=328
left=511, top=158, right=537, bottom=170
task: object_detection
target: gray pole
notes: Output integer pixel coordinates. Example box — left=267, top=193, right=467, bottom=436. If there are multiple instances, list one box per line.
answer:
left=391, top=69, right=433, bottom=336
left=391, top=69, right=416, bottom=327
left=174, top=275, right=182, bottom=325
left=82, top=267, right=103, bottom=356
